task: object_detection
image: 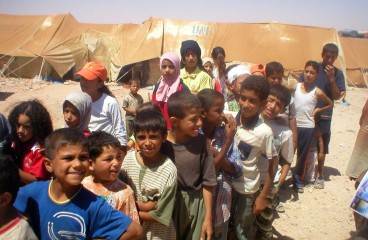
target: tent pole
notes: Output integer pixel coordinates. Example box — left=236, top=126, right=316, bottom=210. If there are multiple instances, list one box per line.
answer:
left=38, top=58, right=45, bottom=79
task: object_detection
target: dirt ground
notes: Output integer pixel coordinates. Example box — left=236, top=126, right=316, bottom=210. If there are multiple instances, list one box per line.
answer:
left=1, top=77, right=367, bottom=240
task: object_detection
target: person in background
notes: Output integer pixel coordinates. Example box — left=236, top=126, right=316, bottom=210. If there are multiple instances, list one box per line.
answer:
left=203, top=57, right=215, bottom=78
left=152, top=52, right=189, bottom=129
left=250, top=64, right=266, bottom=76
left=298, top=43, right=346, bottom=189
left=8, top=100, right=53, bottom=184
left=180, top=40, right=214, bottom=94
left=211, top=46, right=227, bottom=96
left=76, top=61, right=127, bottom=146
left=63, top=91, right=92, bottom=136
left=122, top=78, right=144, bottom=138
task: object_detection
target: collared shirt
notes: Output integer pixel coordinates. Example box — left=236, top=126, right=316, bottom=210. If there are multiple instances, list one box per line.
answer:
left=180, top=67, right=213, bottom=94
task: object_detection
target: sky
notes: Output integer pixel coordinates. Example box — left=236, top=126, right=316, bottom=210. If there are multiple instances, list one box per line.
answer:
left=0, top=0, right=367, bottom=30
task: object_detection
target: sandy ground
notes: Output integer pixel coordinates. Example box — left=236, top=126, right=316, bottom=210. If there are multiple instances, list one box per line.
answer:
left=1, top=77, right=367, bottom=240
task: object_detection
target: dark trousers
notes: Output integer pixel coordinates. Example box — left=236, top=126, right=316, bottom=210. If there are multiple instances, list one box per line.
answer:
left=295, top=127, right=315, bottom=180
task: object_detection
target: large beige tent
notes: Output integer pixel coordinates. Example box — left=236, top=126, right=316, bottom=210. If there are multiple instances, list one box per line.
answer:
left=0, top=13, right=366, bottom=88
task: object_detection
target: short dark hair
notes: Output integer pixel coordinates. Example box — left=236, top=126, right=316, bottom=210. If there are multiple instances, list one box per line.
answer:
left=0, top=155, right=20, bottom=204
left=167, top=91, right=202, bottom=119
left=129, top=78, right=141, bottom=86
left=305, top=60, right=320, bottom=73
left=134, top=109, right=167, bottom=136
left=8, top=100, right=53, bottom=146
left=322, top=43, right=339, bottom=55
left=198, top=89, right=224, bottom=111
left=269, top=85, right=291, bottom=107
left=88, top=131, right=124, bottom=161
left=241, top=75, right=270, bottom=101
left=137, top=102, right=161, bottom=114
left=265, top=61, right=284, bottom=77
left=45, top=128, right=88, bottom=160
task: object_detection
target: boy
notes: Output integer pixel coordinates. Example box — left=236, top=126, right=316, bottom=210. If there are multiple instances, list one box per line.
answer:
left=225, top=65, right=250, bottom=117
left=298, top=43, right=346, bottom=189
left=162, top=91, right=217, bottom=240
left=82, top=131, right=140, bottom=223
left=265, top=61, right=298, bottom=151
left=14, top=128, right=142, bottom=240
left=256, top=84, right=294, bottom=239
left=227, top=75, right=278, bottom=240
left=122, top=78, right=144, bottom=138
left=0, top=155, right=37, bottom=239
left=121, top=109, right=177, bottom=239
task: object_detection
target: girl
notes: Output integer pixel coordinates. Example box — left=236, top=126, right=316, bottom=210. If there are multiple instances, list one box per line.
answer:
left=63, top=91, right=92, bottom=136
left=8, top=100, right=53, bottom=184
left=198, top=89, right=237, bottom=240
left=211, top=46, right=227, bottom=96
left=152, top=52, right=188, bottom=129
left=292, top=60, right=333, bottom=193
left=203, top=57, right=222, bottom=94
left=76, top=61, right=127, bottom=145
left=180, top=40, right=213, bottom=94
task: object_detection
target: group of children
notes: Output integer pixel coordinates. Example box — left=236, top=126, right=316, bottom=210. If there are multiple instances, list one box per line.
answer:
left=0, top=40, right=345, bottom=240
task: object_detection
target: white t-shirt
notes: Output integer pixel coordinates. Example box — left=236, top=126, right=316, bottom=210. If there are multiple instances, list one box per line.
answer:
left=89, top=93, right=127, bottom=145
left=258, top=116, right=294, bottom=184
left=295, top=83, right=317, bottom=128
left=230, top=118, right=277, bottom=194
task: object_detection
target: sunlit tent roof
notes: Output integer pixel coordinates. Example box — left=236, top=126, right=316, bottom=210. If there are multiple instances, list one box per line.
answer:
left=0, top=13, right=366, bottom=87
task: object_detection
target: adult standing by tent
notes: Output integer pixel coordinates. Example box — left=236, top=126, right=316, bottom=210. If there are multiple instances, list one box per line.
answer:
left=298, top=43, right=346, bottom=189
left=180, top=40, right=213, bottom=94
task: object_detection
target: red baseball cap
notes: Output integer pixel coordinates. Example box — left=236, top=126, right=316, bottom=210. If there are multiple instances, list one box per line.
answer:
left=75, top=62, right=107, bottom=81
left=250, top=64, right=265, bottom=76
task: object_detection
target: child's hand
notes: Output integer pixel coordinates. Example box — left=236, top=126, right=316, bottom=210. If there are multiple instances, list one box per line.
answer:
left=324, top=65, right=335, bottom=80
left=224, top=114, right=236, bottom=139
left=200, top=218, right=213, bottom=240
left=253, top=196, right=267, bottom=215
left=311, top=108, right=320, bottom=117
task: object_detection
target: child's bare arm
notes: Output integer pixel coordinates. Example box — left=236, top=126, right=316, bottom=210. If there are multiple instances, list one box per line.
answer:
left=19, top=169, right=38, bottom=184
left=122, top=107, right=136, bottom=115
left=289, top=118, right=298, bottom=152
left=278, top=158, right=291, bottom=188
left=118, top=221, right=143, bottom=240
left=313, top=89, right=333, bottom=116
left=136, top=201, right=157, bottom=212
left=201, top=185, right=214, bottom=240
left=254, top=156, right=278, bottom=214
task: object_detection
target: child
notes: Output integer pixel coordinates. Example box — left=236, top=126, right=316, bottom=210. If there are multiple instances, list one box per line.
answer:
left=250, top=64, right=265, bottom=76
left=63, top=91, right=92, bottom=136
left=227, top=75, right=278, bottom=240
left=293, top=61, right=333, bottom=193
left=14, top=128, right=143, bottom=240
left=211, top=46, right=227, bottom=96
left=152, top=52, right=189, bottom=129
left=202, top=57, right=215, bottom=78
left=82, top=131, right=140, bottom=224
left=8, top=100, right=53, bottom=184
left=0, top=113, right=13, bottom=156
left=224, top=64, right=250, bottom=116
left=198, top=89, right=237, bottom=240
left=256, top=84, right=294, bottom=239
left=122, top=78, right=144, bottom=138
left=180, top=40, right=214, bottom=94
left=265, top=61, right=298, bottom=151
left=304, top=127, right=324, bottom=186
left=162, top=91, right=217, bottom=240
left=121, top=109, right=177, bottom=239
left=76, top=61, right=127, bottom=145
left=0, top=155, right=37, bottom=239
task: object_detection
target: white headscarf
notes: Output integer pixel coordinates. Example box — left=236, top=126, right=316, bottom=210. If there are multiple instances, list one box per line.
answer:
left=64, top=92, right=92, bottom=132
left=226, top=65, right=250, bottom=84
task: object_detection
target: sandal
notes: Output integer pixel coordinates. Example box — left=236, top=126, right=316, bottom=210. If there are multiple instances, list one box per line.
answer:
left=275, top=202, right=285, bottom=213
left=314, top=178, right=325, bottom=189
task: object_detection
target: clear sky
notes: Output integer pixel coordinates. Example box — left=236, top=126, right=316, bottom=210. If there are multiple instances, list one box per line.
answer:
left=0, top=0, right=367, bottom=30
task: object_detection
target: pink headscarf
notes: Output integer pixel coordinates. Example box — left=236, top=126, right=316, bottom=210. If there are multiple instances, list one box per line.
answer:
left=155, top=52, right=181, bottom=102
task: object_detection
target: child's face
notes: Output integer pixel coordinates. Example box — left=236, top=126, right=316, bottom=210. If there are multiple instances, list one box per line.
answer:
left=161, top=59, right=176, bottom=81
left=203, top=97, right=225, bottom=126
left=90, top=146, right=125, bottom=184
left=234, top=74, right=249, bottom=96
left=262, top=95, right=286, bottom=119
left=238, top=89, right=265, bottom=121
left=80, top=77, right=103, bottom=100
left=174, top=107, right=202, bottom=138
left=267, top=72, right=283, bottom=85
left=135, top=130, right=166, bottom=160
left=203, top=62, right=213, bottom=75
left=16, top=114, right=33, bottom=142
left=303, top=66, right=318, bottom=85
left=130, top=81, right=140, bottom=95
left=45, top=143, right=89, bottom=187
left=321, top=51, right=337, bottom=66
left=184, top=49, right=198, bottom=69
left=63, top=102, right=80, bottom=128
